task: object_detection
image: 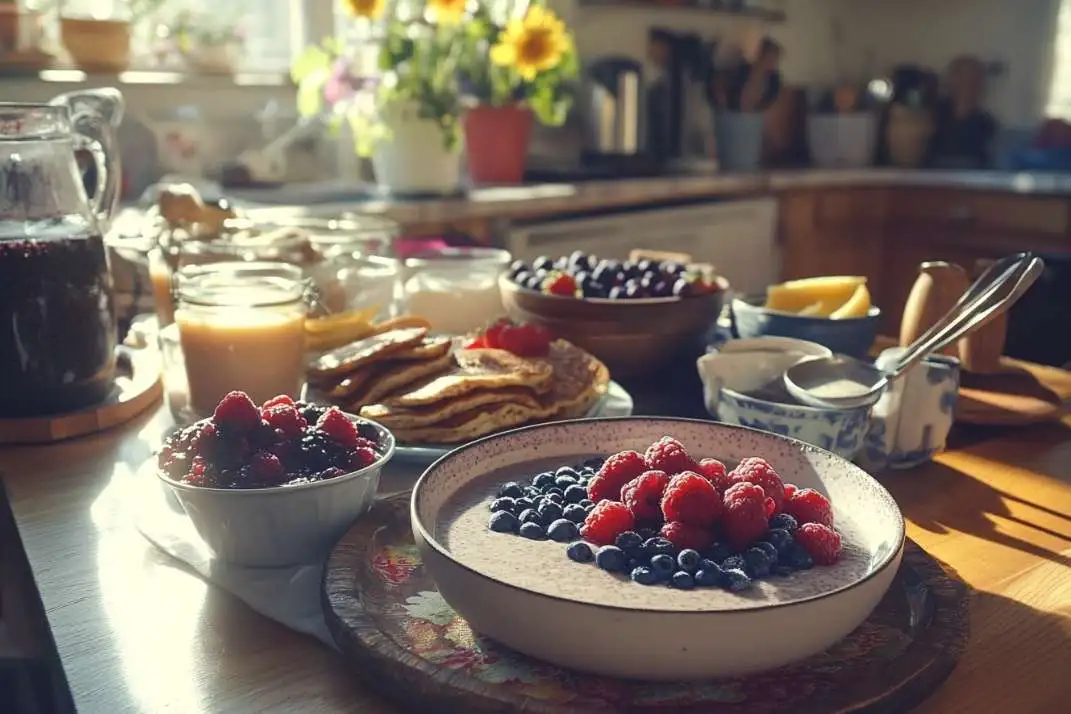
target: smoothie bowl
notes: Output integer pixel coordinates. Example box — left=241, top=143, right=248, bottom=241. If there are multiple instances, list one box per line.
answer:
left=411, top=417, right=904, bottom=680
left=156, top=390, right=394, bottom=567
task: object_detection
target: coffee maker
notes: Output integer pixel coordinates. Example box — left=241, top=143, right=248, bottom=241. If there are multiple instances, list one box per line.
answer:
left=581, top=56, right=656, bottom=173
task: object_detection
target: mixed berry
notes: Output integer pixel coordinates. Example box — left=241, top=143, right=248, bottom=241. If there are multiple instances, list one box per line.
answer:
left=486, top=437, right=843, bottom=592
left=157, top=390, right=384, bottom=489
left=463, top=318, right=554, bottom=357
left=507, top=252, right=723, bottom=301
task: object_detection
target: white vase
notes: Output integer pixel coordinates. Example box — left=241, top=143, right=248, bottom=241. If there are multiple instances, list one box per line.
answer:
left=370, top=102, right=462, bottom=195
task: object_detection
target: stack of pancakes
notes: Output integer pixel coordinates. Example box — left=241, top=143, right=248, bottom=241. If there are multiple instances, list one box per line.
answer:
left=307, top=321, right=610, bottom=444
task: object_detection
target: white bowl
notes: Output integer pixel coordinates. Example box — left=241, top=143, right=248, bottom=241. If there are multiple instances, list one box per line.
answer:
left=411, top=417, right=904, bottom=681
left=157, top=416, right=395, bottom=568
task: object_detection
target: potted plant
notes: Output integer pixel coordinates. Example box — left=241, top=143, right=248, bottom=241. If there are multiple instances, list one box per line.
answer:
left=56, top=0, right=166, bottom=73
left=173, top=10, right=244, bottom=75
left=292, top=0, right=469, bottom=195
left=457, top=3, right=579, bottom=184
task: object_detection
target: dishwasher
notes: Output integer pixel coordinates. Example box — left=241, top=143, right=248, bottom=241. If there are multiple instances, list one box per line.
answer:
left=501, top=197, right=780, bottom=296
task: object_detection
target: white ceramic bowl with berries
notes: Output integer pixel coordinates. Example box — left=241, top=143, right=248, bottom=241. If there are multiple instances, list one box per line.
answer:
left=156, top=391, right=395, bottom=568
left=411, top=417, right=904, bottom=680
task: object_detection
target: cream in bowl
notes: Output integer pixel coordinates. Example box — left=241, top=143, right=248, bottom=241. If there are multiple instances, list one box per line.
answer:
left=156, top=390, right=394, bottom=567
left=412, top=417, right=904, bottom=680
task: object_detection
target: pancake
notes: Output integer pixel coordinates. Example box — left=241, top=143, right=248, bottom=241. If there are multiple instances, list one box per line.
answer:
left=392, top=336, right=453, bottom=361
left=360, top=388, right=543, bottom=430
left=530, top=339, right=610, bottom=418
left=389, top=401, right=542, bottom=444
left=307, top=327, right=427, bottom=378
left=385, top=349, right=554, bottom=408
left=350, top=351, right=456, bottom=409
left=326, top=367, right=375, bottom=400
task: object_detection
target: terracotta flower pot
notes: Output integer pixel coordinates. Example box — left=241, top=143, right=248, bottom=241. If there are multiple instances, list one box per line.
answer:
left=463, top=104, right=533, bottom=185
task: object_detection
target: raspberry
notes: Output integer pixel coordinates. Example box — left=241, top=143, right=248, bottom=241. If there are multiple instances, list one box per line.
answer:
left=785, top=488, right=835, bottom=527
left=644, top=436, right=699, bottom=475
left=783, top=483, right=798, bottom=501
left=497, top=322, right=553, bottom=357
left=660, top=472, right=723, bottom=527
left=722, top=482, right=770, bottom=550
left=316, top=407, right=362, bottom=449
left=261, top=394, right=294, bottom=410
left=212, top=391, right=261, bottom=432
left=728, top=457, right=786, bottom=511
left=247, top=450, right=285, bottom=482
left=697, top=458, right=732, bottom=492
left=580, top=500, right=635, bottom=546
left=660, top=521, right=713, bottom=551
left=483, top=318, right=511, bottom=349
left=588, top=450, right=647, bottom=503
left=262, top=404, right=308, bottom=440
left=543, top=272, right=578, bottom=297
left=765, top=497, right=776, bottom=517
left=347, top=446, right=378, bottom=470
left=620, top=470, right=670, bottom=521
left=795, top=523, right=842, bottom=565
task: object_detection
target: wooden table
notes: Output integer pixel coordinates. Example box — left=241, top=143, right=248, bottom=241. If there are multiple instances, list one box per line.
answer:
left=1, top=403, right=1069, bottom=714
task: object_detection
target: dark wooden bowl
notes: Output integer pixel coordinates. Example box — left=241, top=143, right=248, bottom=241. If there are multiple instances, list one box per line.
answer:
left=499, top=273, right=729, bottom=378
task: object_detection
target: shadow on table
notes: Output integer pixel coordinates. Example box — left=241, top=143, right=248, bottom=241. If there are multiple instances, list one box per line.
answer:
left=882, top=461, right=1071, bottom=569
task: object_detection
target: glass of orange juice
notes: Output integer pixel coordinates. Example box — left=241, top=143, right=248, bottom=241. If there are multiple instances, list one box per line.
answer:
left=173, top=262, right=308, bottom=419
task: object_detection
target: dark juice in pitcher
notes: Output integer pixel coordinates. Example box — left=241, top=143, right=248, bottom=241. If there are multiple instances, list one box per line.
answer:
left=0, top=218, right=117, bottom=417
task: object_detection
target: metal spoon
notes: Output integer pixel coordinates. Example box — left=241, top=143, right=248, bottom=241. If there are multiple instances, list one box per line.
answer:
left=783, top=252, right=1045, bottom=409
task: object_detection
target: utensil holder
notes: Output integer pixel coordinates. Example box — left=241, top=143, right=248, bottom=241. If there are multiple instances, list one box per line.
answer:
left=715, top=112, right=764, bottom=171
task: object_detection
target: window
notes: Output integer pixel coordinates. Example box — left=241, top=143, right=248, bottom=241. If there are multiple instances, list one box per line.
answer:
left=1047, top=0, right=1071, bottom=118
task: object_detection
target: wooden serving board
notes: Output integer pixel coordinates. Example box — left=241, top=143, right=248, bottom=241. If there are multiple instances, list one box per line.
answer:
left=323, top=494, right=971, bottom=714
left=0, top=347, right=162, bottom=445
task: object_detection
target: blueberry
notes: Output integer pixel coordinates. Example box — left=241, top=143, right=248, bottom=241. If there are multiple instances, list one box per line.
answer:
left=627, top=557, right=643, bottom=571
left=523, top=485, right=542, bottom=498
left=672, top=278, right=692, bottom=297
left=671, top=571, right=695, bottom=589
left=770, top=513, right=799, bottom=532
left=513, top=270, right=531, bottom=285
left=518, top=508, right=540, bottom=524
left=595, top=545, right=628, bottom=573
left=566, top=541, right=594, bottom=563
left=636, top=528, right=657, bottom=541
left=532, top=255, right=554, bottom=271
left=563, top=503, right=588, bottom=523
left=525, top=275, right=544, bottom=290
left=765, top=528, right=794, bottom=555
left=721, top=555, right=746, bottom=571
left=488, top=511, right=519, bottom=534
left=615, top=531, right=643, bottom=553
left=704, top=542, right=732, bottom=563
left=547, top=518, right=579, bottom=542
left=753, top=541, right=779, bottom=562
left=677, top=549, right=701, bottom=573
left=508, top=259, right=528, bottom=277
left=537, top=501, right=563, bottom=525
left=695, top=564, right=726, bottom=587
left=578, top=498, right=594, bottom=509
left=545, top=492, right=564, bottom=505
left=545, top=487, right=565, bottom=498
left=563, top=484, right=588, bottom=503
left=788, top=544, right=814, bottom=570
left=630, top=566, right=660, bottom=585
left=582, top=503, right=595, bottom=514
left=532, top=472, right=556, bottom=490
left=514, top=497, right=534, bottom=511
left=519, top=522, right=547, bottom=540
left=489, top=497, right=516, bottom=513
left=608, top=285, right=625, bottom=300
left=649, top=554, right=676, bottom=579
left=644, top=537, right=677, bottom=558
left=772, top=565, right=795, bottom=577
left=555, top=476, right=578, bottom=491
left=744, top=547, right=773, bottom=578
left=723, top=568, right=753, bottom=591
left=498, top=482, right=523, bottom=499
left=578, top=456, right=605, bottom=471
left=555, top=466, right=580, bottom=479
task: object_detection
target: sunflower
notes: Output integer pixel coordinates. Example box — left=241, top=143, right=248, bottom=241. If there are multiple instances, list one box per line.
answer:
left=427, top=0, right=468, bottom=24
left=342, top=0, right=385, bottom=20
left=490, top=6, right=571, bottom=81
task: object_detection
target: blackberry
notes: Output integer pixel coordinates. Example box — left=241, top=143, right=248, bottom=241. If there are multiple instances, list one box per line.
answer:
left=545, top=492, right=564, bottom=505
left=518, top=508, right=540, bottom=524
left=563, top=503, right=588, bottom=524
left=547, top=518, right=579, bottom=543
left=630, top=566, right=659, bottom=585
left=537, top=500, right=563, bottom=525
left=532, top=472, right=556, bottom=490
left=595, top=545, right=628, bottom=573
left=614, top=531, right=643, bottom=553
left=498, top=481, right=524, bottom=499
left=489, top=511, right=520, bottom=534
left=489, top=497, right=517, bottom=513
left=643, top=537, right=677, bottom=558
left=695, top=563, right=726, bottom=587
left=300, top=405, right=326, bottom=424
left=649, top=554, right=675, bottom=579
left=519, top=522, right=547, bottom=540
left=671, top=571, right=695, bottom=589
left=677, top=549, right=701, bottom=573
left=298, top=431, right=344, bottom=470
left=566, top=541, right=594, bottom=563
left=765, top=528, right=794, bottom=555
left=744, top=547, right=773, bottom=578
left=354, top=420, right=381, bottom=444
left=723, top=568, right=753, bottom=591
left=563, top=485, right=588, bottom=503
left=703, top=542, right=732, bottom=564
left=753, top=541, right=779, bottom=562
left=721, top=555, right=746, bottom=571
left=770, top=513, right=799, bottom=532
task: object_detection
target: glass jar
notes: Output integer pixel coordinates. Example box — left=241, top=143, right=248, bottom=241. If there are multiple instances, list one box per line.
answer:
left=172, top=262, right=307, bottom=419
left=403, top=247, right=512, bottom=335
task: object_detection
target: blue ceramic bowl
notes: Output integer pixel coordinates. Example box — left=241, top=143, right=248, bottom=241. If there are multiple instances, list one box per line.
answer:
left=730, top=296, right=881, bottom=359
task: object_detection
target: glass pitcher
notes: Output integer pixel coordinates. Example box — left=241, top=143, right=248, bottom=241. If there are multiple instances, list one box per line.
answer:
left=0, top=88, right=124, bottom=417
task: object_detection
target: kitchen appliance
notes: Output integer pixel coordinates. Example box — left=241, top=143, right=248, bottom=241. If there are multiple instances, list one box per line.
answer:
left=582, top=56, right=649, bottom=168
left=647, top=30, right=719, bottom=170
left=503, top=198, right=779, bottom=297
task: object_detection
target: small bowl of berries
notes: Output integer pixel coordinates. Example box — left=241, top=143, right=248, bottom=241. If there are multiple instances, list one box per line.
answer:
left=499, top=253, right=728, bottom=377
left=155, top=390, right=395, bottom=567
